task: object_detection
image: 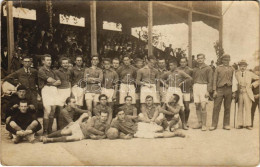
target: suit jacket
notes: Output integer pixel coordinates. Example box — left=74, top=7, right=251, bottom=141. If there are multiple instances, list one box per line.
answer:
left=4, top=68, right=38, bottom=91
left=234, top=70, right=259, bottom=102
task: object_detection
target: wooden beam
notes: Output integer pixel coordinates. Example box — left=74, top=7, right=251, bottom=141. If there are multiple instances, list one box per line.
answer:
left=188, top=2, right=192, bottom=67
left=90, top=1, right=97, bottom=56
left=156, top=1, right=221, bottom=19
left=148, top=1, right=153, bottom=56
left=7, top=1, right=14, bottom=73
left=219, top=2, right=223, bottom=49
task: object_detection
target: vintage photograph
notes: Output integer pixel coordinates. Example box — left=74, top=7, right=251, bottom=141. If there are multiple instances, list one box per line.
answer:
left=1, top=1, right=259, bottom=166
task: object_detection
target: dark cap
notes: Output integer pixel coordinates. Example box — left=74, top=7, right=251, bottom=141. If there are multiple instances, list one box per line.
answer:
left=221, top=54, right=231, bottom=60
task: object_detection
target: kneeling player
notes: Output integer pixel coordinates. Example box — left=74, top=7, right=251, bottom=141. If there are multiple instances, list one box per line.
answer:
left=109, top=109, right=185, bottom=139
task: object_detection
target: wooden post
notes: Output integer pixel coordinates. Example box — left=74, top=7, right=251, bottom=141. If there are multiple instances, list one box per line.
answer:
left=219, top=2, right=223, bottom=49
left=90, top=1, right=97, bottom=56
left=148, top=1, right=153, bottom=56
left=7, top=1, right=14, bottom=73
left=188, top=2, right=192, bottom=67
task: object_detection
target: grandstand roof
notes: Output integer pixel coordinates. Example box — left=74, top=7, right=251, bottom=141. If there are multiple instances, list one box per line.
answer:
left=10, top=1, right=221, bottom=30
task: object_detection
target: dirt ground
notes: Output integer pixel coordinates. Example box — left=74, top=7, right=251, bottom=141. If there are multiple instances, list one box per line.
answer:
left=1, top=101, right=259, bottom=166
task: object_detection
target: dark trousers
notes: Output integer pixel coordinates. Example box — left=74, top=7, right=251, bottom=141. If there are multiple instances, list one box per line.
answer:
left=251, top=97, right=259, bottom=127
left=212, top=86, right=232, bottom=127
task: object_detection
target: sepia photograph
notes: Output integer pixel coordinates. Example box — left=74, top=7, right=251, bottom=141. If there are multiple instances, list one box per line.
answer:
left=0, top=0, right=259, bottom=166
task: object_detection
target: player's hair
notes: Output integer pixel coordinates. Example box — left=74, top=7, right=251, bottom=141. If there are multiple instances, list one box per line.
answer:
left=100, top=110, right=109, bottom=115
left=22, top=56, right=31, bottom=61
left=147, top=55, right=156, bottom=61
left=172, top=94, right=180, bottom=103
left=91, top=55, right=99, bottom=60
left=59, top=57, right=69, bottom=64
left=197, top=53, right=205, bottom=58
left=158, top=57, right=166, bottom=62
left=179, top=57, right=188, bottom=63
left=19, top=100, right=28, bottom=105
left=103, top=58, right=111, bottom=63
left=145, top=95, right=153, bottom=100
left=123, top=55, right=130, bottom=60
left=112, top=58, right=120, bottom=62
left=65, top=97, right=75, bottom=105
left=168, top=59, right=178, bottom=65
left=41, top=54, right=51, bottom=61
left=124, top=95, right=132, bottom=101
left=99, top=94, right=108, bottom=101
left=75, top=55, right=83, bottom=60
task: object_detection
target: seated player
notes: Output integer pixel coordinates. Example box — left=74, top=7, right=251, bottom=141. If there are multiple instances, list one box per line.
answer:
left=93, top=94, right=113, bottom=124
left=160, top=94, right=181, bottom=132
left=109, top=109, right=185, bottom=139
left=138, top=95, right=164, bottom=125
left=42, top=111, right=109, bottom=143
left=118, top=96, right=137, bottom=117
left=5, top=85, right=35, bottom=124
left=6, top=100, right=41, bottom=144
left=58, top=97, right=91, bottom=129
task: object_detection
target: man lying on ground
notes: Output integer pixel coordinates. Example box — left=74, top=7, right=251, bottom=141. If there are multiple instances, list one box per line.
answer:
left=108, top=109, right=185, bottom=139
left=6, top=100, right=41, bottom=144
left=42, top=111, right=110, bottom=143
left=58, top=97, right=91, bottom=129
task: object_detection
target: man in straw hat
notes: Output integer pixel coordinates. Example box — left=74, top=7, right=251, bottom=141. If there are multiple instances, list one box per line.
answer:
left=210, top=54, right=236, bottom=131
left=234, top=60, right=259, bottom=130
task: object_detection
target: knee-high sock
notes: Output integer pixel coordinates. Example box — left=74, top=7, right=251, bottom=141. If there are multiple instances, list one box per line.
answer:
left=179, top=111, right=186, bottom=125
left=185, top=108, right=190, bottom=123
left=201, top=112, right=207, bottom=126
left=47, top=130, right=62, bottom=138
left=43, top=119, right=49, bottom=132
left=48, top=117, right=54, bottom=133
left=196, top=109, right=202, bottom=124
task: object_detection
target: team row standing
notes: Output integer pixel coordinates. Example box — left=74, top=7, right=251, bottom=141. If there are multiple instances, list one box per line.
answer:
left=3, top=53, right=259, bottom=141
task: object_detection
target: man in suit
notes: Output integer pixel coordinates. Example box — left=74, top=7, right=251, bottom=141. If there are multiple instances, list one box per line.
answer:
left=3, top=57, right=39, bottom=111
left=251, top=65, right=259, bottom=128
left=234, top=60, right=259, bottom=130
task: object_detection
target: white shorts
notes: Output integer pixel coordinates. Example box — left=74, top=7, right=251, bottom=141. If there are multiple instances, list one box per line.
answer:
left=57, top=88, right=71, bottom=106
left=72, top=85, right=84, bottom=106
left=193, top=84, right=208, bottom=103
left=101, top=88, right=115, bottom=102
left=134, top=122, right=163, bottom=139
left=66, top=123, right=84, bottom=140
left=119, top=84, right=136, bottom=104
left=140, top=85, right=159, bottom=104
left=165, top=87, right=184, bottom=107
left=183, top=93, right=191, bottom=102
left=85, top=93, right=100, bottom=102
left=42, top=86, right=59, bottom=106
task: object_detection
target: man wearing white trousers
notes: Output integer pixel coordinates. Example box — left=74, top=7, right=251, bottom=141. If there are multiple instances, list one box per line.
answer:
left=38, top=54, right=61, bottom=135
left=234, top=60, right=259, bottom=130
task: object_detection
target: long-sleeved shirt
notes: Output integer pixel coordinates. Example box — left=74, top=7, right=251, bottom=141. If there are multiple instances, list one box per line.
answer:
left=54, top=68, right=72, bottom=89
left=117, top=65, right=137, bottom=84
left=192, top=63, right=213, bottom=92
left=84, top=66, right=103, bottom=93
left=71, top=66, right=84, bottom=87
left=4, top=67, right=38, bottom=91
left=38, top=66, right=60, bottom=89
left=161, top=70, right=192, bottom=88
left=213, top=65, right=234, bottom=91
left=80, top=116, right=109, bottom=138
left=58, top=107, right=90, bottom=129
left=111, top=115, right=138, bottom=135
left=118, top=104, right=137, bottom=116
left=6, top=109, right=41, bottom=134
left=93, top=104, right=113, bottom=124
left=136, top=65, right=159, bottom=85
left=102, top=68, right=119, bottom=89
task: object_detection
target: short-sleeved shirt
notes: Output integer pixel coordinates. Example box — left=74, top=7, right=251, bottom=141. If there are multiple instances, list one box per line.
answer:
left=117, top=65, right=137, bottom=84
left=71, top=66, right=84, bottom=87
left=118, top=104, right=137, bottom=116
left=136, top=65, right=159, bottom=85
left=161, top=70, right=192, bottom=88
left=38, top=66, right=60, bottom=89
left=111, top=116, right=138, bottom=135
left=80, top=116, right=109, bottom=138
left=177, top=66, right=193, bottom=93
left=102, top=68, right=119, bottom=89
left=84, top=67, right=103, bottom=93
left=54, top=68, right=72, bottom=89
